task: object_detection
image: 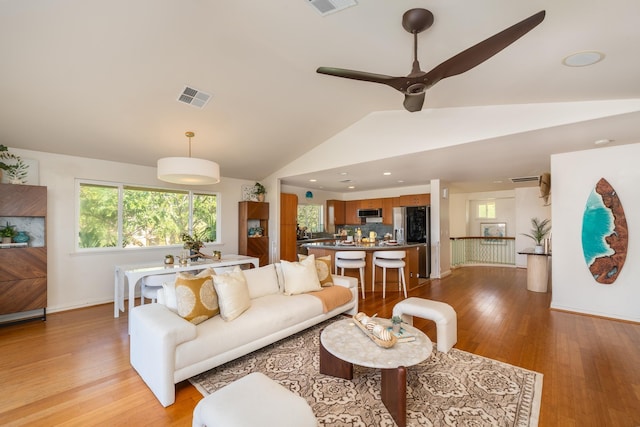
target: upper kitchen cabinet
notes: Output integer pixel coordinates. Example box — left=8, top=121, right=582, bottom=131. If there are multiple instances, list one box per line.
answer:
left=326, top=199, right=345, bottom=233
left=381, top=197, right=394, bottom=225
left=398, top=193, right=431, bottom=207
left=359, top=198, right=381, bottom=209
left=345, top=200, right=359, bottom=225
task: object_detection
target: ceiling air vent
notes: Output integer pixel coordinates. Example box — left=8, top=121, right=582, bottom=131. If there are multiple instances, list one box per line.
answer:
left=308, top=0, right=357, bottom=16
left=177, top=86, right=211, bottom=109
left=510, top=176, right=540, bottom=183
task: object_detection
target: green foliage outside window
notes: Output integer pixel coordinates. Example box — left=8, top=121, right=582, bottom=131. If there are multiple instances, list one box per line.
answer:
left=78, top=182, right=217, bottom=249
left=297, top=204, right=323, bottom=233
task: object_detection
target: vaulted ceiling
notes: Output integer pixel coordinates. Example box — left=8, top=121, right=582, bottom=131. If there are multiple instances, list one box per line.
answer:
left=1, top=1, right=639, bottom=193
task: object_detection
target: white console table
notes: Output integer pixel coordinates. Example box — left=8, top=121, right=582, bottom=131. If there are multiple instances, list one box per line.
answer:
left=114, top=254, right=259, bottom=318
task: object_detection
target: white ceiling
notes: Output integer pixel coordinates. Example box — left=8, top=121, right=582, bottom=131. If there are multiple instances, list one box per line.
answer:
left=1, top=0, right=639, bottom=194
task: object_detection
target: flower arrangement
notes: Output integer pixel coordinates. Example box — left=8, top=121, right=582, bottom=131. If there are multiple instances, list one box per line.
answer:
left=181, top=232, right=204, bottom=252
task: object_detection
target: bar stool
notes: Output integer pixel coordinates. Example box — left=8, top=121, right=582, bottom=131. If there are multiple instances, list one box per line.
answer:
left=334, top=251, right=367, bottom=299
left=372, top=251, right=407, bottom=299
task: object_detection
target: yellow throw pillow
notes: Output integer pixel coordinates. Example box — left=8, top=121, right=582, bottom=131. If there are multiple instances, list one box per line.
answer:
left=298, top=254, right=333, bottom=287
left=174, top=273, right=219, bottom=325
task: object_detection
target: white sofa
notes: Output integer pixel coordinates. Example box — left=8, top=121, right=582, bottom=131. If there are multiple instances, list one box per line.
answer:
left=130, top=262, right=358, bottom=407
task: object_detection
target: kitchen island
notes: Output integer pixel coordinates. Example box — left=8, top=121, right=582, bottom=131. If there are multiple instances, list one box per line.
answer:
left=302, top=241, right=427, bottom=296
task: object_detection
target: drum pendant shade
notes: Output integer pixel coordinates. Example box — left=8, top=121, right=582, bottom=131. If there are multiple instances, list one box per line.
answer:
left=157, top=132, right=220, bottom=185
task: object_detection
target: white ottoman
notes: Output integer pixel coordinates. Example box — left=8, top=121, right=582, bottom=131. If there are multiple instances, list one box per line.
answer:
left=192, top=372, right=317, bottom=427
left=392, top=297, right=457, bottom=353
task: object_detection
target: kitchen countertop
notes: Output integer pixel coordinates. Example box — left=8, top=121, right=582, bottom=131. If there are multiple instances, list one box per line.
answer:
left=302, top=241, right=426, bottom=250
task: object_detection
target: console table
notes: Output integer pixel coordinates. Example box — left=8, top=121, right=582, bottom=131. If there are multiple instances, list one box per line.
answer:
left=518, top=249, right=551, bottom=292
left=114, top=254, right=259, bottom=318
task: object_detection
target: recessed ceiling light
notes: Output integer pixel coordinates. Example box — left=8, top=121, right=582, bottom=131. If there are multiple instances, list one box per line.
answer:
left=309, top=179, right=317, bottom=182
left=397, top=180, right=404, bottom=183
left=493, top=180, right=503, bottom=184
left=383, top=172, right=391, bottom=176
left=594, top=139, right=612, bottom=145
left=562, top=51, right=605, bottom=67
left=347, top=185, right=355, bottom=189
left=339, top=172, right=348, bottom=176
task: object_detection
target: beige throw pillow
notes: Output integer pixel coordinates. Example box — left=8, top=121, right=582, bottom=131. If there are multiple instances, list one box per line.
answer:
left=281, top=254, right=323, bottom=295
left=174, top=273, right=219, bottom=325
left=298, top=254, right=333, bottom=287
left=213, top=266, right=251, bottom=321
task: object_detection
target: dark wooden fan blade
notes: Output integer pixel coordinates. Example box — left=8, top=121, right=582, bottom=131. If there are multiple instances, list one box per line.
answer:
left=403, top=92, right=425, bottom=112
left=317, top=67, right=397, bottom=86
left=423, top=10, right=545, bottom=86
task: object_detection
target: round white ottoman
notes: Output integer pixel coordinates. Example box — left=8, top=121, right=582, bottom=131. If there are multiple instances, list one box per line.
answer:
left=192, top=372, right=317, bottom=427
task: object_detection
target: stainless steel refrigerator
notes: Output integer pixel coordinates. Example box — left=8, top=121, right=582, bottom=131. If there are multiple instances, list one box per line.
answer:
left=393, top=206, right=430, bottom=278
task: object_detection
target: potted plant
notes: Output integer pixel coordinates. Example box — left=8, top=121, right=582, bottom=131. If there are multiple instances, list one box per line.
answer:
left=181, top=232, right=204, bottom=260
left=522, top=217, right=551, bottom=253
left=1, top=221, right=16, bottom=244
left=253, top=182, right=266, bottom=202
left=391, top=315, right=402, bottom=333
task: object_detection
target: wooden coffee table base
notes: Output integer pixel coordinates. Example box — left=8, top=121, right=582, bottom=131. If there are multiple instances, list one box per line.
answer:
left=320, top=339, right=408, bottom=427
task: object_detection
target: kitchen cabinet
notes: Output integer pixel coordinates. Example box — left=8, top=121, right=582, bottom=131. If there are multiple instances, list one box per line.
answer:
left=326, top=199, right=345, bottom=233
left=359, top=198, right=381, bottom=209
left=398, top=193, right=431, bottom=207
left=381, top=197, right=394, bottom=225
left=280, top=193, right=298, bottom=262
left=345, top=200, right=360, bottom=225
left=0, top=183, right=47, bottom=322
left=239, top=201, right=269, bottom=266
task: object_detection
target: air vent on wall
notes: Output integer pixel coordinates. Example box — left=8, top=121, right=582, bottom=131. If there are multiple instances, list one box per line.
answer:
left=177, top=86, right=211, bottom=109
left=510, top=176, right=540, bottom=183
left=308, top=0, right=357, bottom=16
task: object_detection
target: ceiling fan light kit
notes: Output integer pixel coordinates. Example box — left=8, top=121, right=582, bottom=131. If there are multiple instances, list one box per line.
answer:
left=157, top=131, right=220, bottom=185
left=317, top=9, right=546, bottom=112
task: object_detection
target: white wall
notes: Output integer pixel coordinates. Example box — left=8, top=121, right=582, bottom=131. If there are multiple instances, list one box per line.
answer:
left=6, top=148, right=254, bottom=313
left=551, top=143, right=640, bottom=322
left=515, top=187, right=552, bottom=267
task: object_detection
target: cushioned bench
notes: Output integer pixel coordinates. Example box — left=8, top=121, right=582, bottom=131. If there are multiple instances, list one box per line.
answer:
left=192, top=372, right=317, bottom=427
left=392, top=297, right=457, bottom=353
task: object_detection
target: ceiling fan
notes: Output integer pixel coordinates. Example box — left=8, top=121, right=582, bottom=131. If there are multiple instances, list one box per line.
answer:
left=317, top=9, right=546, bottom=112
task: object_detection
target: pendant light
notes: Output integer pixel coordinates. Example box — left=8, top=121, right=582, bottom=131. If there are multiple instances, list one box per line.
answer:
left=157, top=131, right=220, bottom=185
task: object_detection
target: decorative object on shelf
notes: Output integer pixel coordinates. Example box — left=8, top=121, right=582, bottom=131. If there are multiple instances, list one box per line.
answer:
left=0, top=145, right=29, bottom=184
left=182, top=232, right=205, bottom=261
left=157, top=131, right=220, bottom=185
left=253, top=182, right=266, bottom=202
left=248, top=227, right=263, bottom=237
left=164, top=254, right=174, bottom=265
left=522, top=217, right=551, bottom=254
left=13, top=231, right=30, bottom=243
left=353, top=312, right=397, bottom=348
left=213, top=250, right=221, bottom=260
left=305, top=190, right=313, bottom=200
left=1, top=221, right=16, bottom=244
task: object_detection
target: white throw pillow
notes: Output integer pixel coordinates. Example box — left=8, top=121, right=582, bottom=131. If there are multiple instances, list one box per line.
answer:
left=242, top=264, right=280, bottom=299
left=281, top=254, right=323, bottom=296
left=213, top=266, right=251, bottom=321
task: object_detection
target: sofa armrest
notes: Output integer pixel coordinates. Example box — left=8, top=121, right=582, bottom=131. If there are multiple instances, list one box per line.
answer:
left=332, top=274, right=358, bottom=289
left=129, top=303, right=197, bottom=407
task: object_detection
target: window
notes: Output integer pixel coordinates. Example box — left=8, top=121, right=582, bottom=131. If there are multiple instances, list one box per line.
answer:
left=477, top=201, right=496, bottom=219
left=297, top=204, right=323, bottom=233
left=77, top=181, right=218, bottom=250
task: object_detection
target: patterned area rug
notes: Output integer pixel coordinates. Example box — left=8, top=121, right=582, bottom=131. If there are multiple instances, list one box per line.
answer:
left=190, top=318, right=543, bottom=427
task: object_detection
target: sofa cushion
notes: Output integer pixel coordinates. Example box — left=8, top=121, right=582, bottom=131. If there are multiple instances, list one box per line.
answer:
left=281, top=255, right=322, bottom=296
left=213, top=266, right=251, bottom=321
left=161, top=268, right=215, bottom=314
left=298, top=254, right=333, bottom=287
left=242, top=264, right=280, bottom=299
left=174, top=273, right=219, bottom=325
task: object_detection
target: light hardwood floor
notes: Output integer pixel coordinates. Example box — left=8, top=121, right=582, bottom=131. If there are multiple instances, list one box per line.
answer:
left=1, top=266, right=639, bottom=426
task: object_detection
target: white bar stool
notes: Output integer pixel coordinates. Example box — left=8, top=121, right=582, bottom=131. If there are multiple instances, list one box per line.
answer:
left=372, top=250, right=407, bottom=299
left=334, top=251, right=367, bottom=299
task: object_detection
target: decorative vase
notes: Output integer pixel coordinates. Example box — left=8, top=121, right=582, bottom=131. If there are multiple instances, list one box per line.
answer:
left=164, top=255, right=174, bottom=265
left=257, top=193, right=265, bottom=202
left=534, top=245, right=544, bottom=254
left=13, top=231, right=29, bottom=243
left=2, top=236, right=11, bottom=244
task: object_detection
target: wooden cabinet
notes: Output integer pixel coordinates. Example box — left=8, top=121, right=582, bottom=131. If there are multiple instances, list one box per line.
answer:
left=239, top=201, right=269, bottom=266
left=280, top=193, right=298, bottom=262
left=326, top=199, right=345, bottom=232
left=359, top=198, right=381, bottom=209
left=345, top=200, right=360, bottom=225
left=398, top=193, right=431, bottom=207
left=0, top=184, right=47, bottom=321
left=381, top=197, right=394, bottom=225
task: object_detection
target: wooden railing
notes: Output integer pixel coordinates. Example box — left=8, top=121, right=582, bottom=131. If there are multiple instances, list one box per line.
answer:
left=450, top=237, right=516, bottom=267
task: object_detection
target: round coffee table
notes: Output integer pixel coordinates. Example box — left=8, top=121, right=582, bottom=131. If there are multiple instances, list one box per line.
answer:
left=320, top=318, right=432, bottom=427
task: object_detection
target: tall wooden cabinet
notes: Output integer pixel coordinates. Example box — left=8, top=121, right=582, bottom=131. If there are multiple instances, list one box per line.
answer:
left=238, top=201, right=269, bottom=266
left=280, top=193, right=298, bottom=262
left=326, top=199, right=345, bottom=233
left=0, top=184, right=47, bottom=322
